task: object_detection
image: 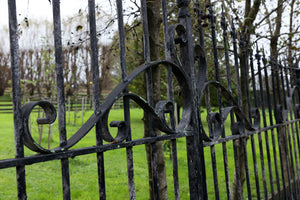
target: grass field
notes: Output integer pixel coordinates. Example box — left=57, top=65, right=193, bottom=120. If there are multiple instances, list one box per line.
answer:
left=0, top=99, right=296, bottom=199
left=0, top=108, right=191, bottom=199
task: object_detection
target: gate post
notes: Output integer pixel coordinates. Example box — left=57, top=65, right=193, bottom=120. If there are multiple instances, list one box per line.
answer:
left=177, top=0, right=207, bottom=199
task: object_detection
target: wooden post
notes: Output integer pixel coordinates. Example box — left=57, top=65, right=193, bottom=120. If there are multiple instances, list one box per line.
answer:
left=74, top=96, right=77, bottom=126
left=68, top=96, right=71, bottom=124
left=82, top=96, right=84, bottom=125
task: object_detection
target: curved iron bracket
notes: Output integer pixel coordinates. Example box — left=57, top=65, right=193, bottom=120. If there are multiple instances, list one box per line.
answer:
left=22, top=60, right=193, bottom=153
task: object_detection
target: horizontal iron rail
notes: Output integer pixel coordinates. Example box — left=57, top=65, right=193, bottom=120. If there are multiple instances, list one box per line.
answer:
left=203, top=119, right=300, bottom=147
left=2, top=118, right=297, bottom=169
left=0, top=131, right=193, bottom=169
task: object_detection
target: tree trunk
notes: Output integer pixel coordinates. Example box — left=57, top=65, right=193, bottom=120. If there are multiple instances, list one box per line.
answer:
left=144, top=0, right=168, bottom=199
left=287, top=0, right=296, bottom=68
left=270, top=0, right=291, bottom=185
left=270, top=0, right=284, bottom=61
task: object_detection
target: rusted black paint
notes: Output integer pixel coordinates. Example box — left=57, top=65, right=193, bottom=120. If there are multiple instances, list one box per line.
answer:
left=8, top=1, right=27, bottom=199
left=4, top=0, right=300, bottom=200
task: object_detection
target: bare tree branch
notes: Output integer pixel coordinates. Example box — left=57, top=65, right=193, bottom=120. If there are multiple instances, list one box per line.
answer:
left=221, top=0, right=242, bottom=25
left=254, top=4, right=283, bottom=29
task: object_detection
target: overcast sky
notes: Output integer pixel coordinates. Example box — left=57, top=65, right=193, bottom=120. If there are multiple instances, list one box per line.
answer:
left=0, top=0, right=96, bottom=27
left=0, top=0, right=131, bottom=50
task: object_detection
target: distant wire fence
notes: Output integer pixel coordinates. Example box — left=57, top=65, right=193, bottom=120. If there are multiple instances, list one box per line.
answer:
left=0, top=94, right=124, bottom=124
left=0, top=94, right=124, bottom=149
left=0, top=100, right=14, bottom=114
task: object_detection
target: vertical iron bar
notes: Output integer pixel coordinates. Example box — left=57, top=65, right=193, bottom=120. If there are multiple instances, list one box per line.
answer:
left=273, top=60, right=292, bottom=198
left=279, top=63, right=287, bottom=109
left=241, top=137, right=251, bottom=200
left=275, top=59, right=293, bottom=198
left=196, top=7, right=208, bottom=92
left=249, top=121, right=261, bottom=199
left=274, top=61, right=282, bottom=105
left=292, top=60, right=300, bottom=196
left=201, top=13, right=213, bottom=199
left=284, top=61, right=291, bottom=95
left=88, top=1, right=106, bottom=199
left=256, top=46, right=275, bottom=199
left=220, top=8, right=231, bottom=200
left=52, top=1, right=70, bottom=199
left=230, top=20, right=243, bottom=199
left=262, top=51, right=281, bottom=199
left=115, top=0, right=135, bottom=199
left=240, top=35, right=252, bottom=200
left=231, top=20, right=242, bottom=108
left=209, top=2, right=219, bottom=82
left=292, top=98, right=300, bottom=197
left=290, top=60, right=296, bottom=87
left=52, top=0, right=67, bottom=149
left=116, top=0, right=127, bottom=82
left=208, top=3, right=220, bottom=199
left=195, top=5, right=211, bottom=200
left=286, top=62, right=300, bottom=198
left=161, top=0, right=180, bottom=199
left=270, top=58, right=287, bottom=199
left=249, top=46, right=257, bottom=106
left=287, top=107, right=300, bottom=198
left=140, top=0, right=159, bottom=199
left=280, top=61, right=297, bottom=198
left=140, top=0, right=150, bottom=64
left=161, top=0, right=170, bottom=61
left=240, top=35, right=251, bottom=121
left=8, top=0, right=27, bottom=199
left=170, top=137, right=179, bottom=199
left=195, top=2, right=211, bottom=140
left=249, top=45, right=265, bottom=199
left=178, top=0, right=207, bottom=199
left=284, top=61, right=300, bottom=195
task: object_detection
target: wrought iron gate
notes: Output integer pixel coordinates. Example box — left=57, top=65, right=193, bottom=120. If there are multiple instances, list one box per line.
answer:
left=1, top=0, right=300, bottom=199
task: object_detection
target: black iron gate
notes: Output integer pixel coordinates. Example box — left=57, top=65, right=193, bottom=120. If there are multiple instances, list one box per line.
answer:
left=1, top=0, right=300, bottom=199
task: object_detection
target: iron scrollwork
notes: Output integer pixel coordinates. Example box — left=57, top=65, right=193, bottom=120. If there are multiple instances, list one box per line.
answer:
left=22, top=60, right=193, bottom=153
left=199, top=81, right=261, bottom=139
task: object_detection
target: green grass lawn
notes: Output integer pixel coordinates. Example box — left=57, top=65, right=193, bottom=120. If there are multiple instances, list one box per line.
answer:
left=0, top=105, right=297, bottom=199
left=0, top=108, right=190, bottom=199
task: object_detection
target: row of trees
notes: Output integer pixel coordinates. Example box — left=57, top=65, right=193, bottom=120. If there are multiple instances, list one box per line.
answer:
left=0, top=52, right=10, bottom=96
left=2, top=1, right=298, bottom=99
left=0, top=10, right=117, bottom=99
